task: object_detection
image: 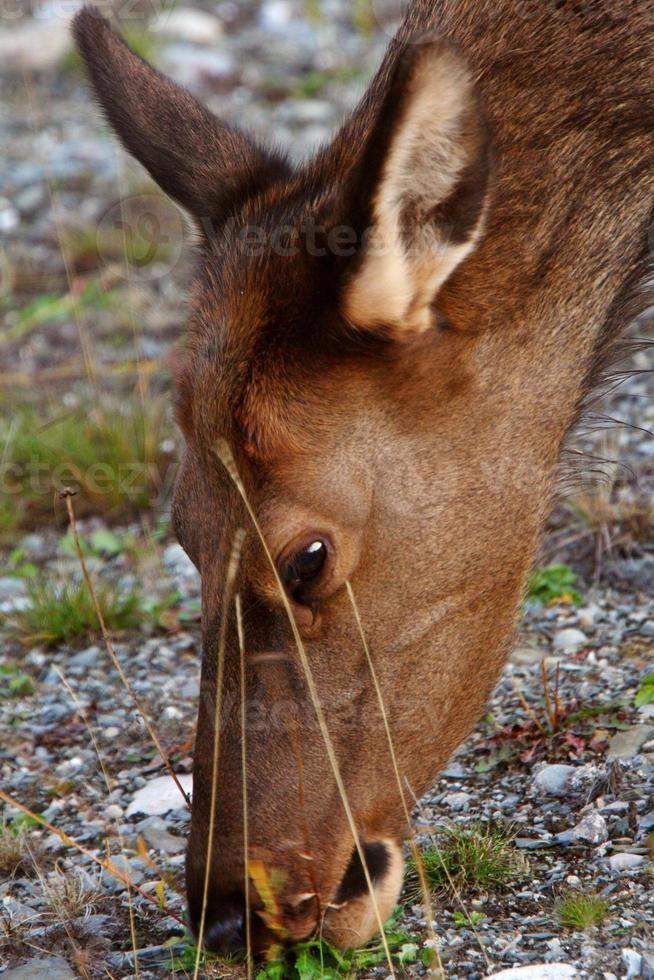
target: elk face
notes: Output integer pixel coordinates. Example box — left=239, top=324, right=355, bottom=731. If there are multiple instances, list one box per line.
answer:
left=74, top=8, right=554, bottom=953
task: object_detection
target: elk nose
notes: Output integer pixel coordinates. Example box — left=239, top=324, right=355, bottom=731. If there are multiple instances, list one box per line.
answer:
left=202, top=892, right=246, bottom=954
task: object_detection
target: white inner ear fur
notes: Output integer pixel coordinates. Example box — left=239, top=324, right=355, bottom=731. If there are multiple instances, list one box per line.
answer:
left=345, top=47, right=487, bottom=335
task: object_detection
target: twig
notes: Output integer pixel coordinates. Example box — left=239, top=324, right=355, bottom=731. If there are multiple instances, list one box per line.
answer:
left=0, top=790, right=186, bottom=926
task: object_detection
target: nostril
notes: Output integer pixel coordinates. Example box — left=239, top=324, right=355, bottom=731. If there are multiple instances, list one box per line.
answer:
left=201, top=892, right=246, bottom=954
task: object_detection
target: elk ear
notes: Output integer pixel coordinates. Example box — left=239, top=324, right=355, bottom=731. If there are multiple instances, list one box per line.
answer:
left=342, top=39, right=492, bottom=336
left=72, top=7, right=289, bottom=234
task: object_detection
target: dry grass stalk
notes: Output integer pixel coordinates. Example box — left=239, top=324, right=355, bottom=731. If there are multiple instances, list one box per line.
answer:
left=215, top=438, right=396, bottom=979
left=0, top=790, right=186, bottom=926
left=194, top=529, right=245, bottom=979
left=236, top=593, right=254, bottom=980
left=345, top=582, right=447, bottom=978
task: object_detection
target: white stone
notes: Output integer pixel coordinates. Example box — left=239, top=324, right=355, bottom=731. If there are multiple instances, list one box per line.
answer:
left=608, top=852, right=646, bottom=873
left=534, top=764, right=576, bottom=796
left=553, top=628, right=589, bottom=651
left=163, top=542, right=200, bottom=585
left=576, top=605, right=599, bottom=628
left=126, top=774, right=192, bottom=817
left=571, top=811, right=609, bottom=844
left=163, top=705, right=184, bottom=720
left=482, top=966, right=577, bottom=980
left=260, top=0, right=294, bottom=30
left=152, top=8, right=223, bottom=44
left=103, top=803, right=124, bottom=821
left=0, top=20, right=71, bottom=73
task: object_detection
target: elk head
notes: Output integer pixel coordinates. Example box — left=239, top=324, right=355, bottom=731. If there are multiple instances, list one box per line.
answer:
left=73, top=3, right=651, bottom=955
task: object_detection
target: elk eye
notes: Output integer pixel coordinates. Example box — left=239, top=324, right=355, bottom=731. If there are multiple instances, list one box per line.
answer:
left=283, top=540, right=328, bottom=601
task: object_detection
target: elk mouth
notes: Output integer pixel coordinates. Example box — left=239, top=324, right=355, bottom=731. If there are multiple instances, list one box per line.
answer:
left=322, top=838, right=405, bottom=949
left=197, top=839, right=404, bottom=955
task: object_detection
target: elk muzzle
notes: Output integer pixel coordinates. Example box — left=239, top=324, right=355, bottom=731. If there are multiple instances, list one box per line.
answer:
left=188, top=838, right=405, bottom=955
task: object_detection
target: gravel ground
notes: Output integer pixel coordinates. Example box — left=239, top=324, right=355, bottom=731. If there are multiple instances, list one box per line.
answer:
left=1, top=2, right=653, bottom=978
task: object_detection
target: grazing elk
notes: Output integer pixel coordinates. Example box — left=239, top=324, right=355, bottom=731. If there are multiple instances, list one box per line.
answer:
left=73, top=0, right=653, bottom=955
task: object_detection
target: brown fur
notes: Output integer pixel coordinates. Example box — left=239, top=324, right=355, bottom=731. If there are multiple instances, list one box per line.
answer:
left=73, top=0, right=653, bottom=952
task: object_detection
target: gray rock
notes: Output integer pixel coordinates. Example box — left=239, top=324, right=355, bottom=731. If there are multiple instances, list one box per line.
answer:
left=151, top=7, right=224, bottom=44
left=545, top=939, right=564, bottom=963
left=0, top=198, right=19, bottom=232
left=163, top=543, right=200, bottom=586
left=0, top=20, right=71, bottom=73
left=0, top=576, right=28, bottom=598
left=442, top=791, right=471, bottom=811
left=622, top=949, right=643, bottom=980
left=481, top=966, right=577, bottom=980
left=515, top=837, right=555, bottom=850
left=607, top=725, right=654, bottom=762
left=571, top=811, right=609, bottom=844
left=137, top=816, right=186, bottom=855
left=553, top=628, right=589, bottom=651
left=75, top=913, right=112, bottom=936
left=568, top=763, right=603, bottom=794
left=3, top=957, right=75, bottom=980
left=163, top=44, right=236, bottom=89
left=639, top=810, right=654, bottom=832
left=608, top=852, right=646, bottom=873
left=534, top=764, right=576, bottom=796
left=68, top=645, right=102, bottom=668
left=14, top=184, right=45, bottom=214
left=610, top=556, right=654, bottom=590
left=179, top=678, right=200, bottom=699
left=0, top=593, right=32, bottom=614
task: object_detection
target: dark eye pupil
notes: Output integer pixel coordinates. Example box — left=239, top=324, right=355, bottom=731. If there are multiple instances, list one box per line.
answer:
left=284, top=541, right=327, bottom=596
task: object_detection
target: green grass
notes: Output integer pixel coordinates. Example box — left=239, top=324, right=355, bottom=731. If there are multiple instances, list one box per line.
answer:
left=0, top=396, right=176, bottom=532
left=557, top=892, right=609, bottom=930
left=293, top=65, right=363, bottom=99
left=5, top=576, right=143, bottom=646
left=0, top=666, right=35, bottom=698
left=0, top=820, right=40, bottom=878
left=407, top=823, right=525, bottom=898
left=172, top=910, right=422, bottom=978
left=453, top=909, right=486, bottom=928
left=3, top=280, right=121, bottom=344
left=635, top=674, right=654, bottom=708
left=63, top=25, right=160, bottom=73
left=527, top=563, right=582, bottom=606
